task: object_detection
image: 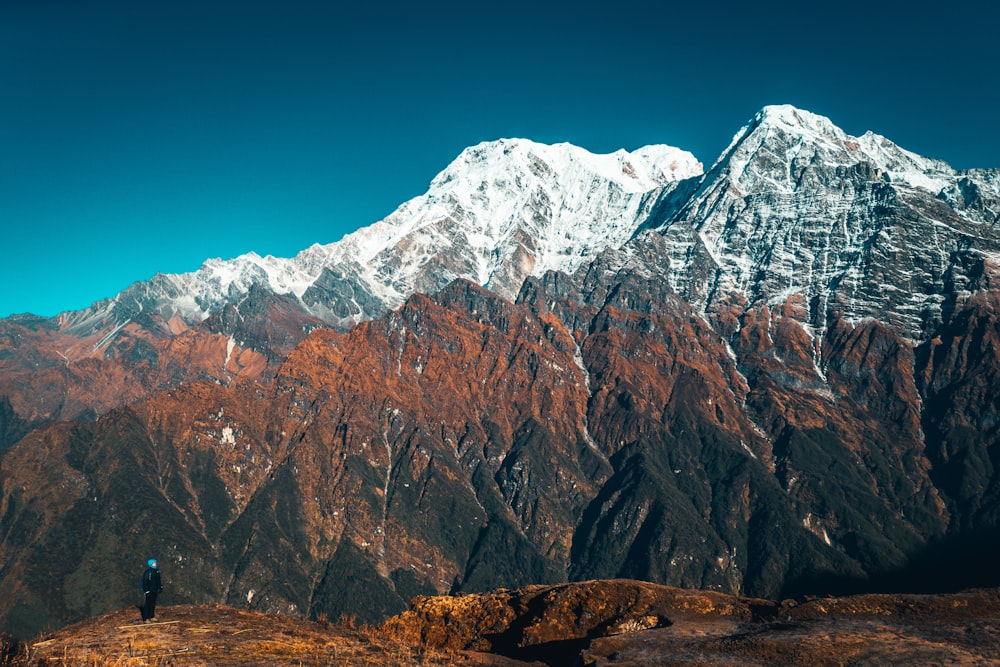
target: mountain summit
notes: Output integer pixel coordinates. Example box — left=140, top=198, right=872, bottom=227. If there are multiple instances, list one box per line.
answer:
left=651, top=104, right=1000, bottom=339
left=343, top=138, right=702, bottom=302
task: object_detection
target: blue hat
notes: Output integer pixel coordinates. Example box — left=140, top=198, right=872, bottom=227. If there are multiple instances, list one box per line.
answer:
left=147, top=558, right=157, bottom=568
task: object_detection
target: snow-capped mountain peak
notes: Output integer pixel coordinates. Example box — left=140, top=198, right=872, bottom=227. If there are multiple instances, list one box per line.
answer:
left=654, top=104, right=1000, bottom=340
left=71, top=137, right=701, bottom=333
left=756, top=104, right=844, bottom=135
left=713, top=104, right=958, bottom=198
left=304, top=138, right=703, bottom=318
left=855, top=130, right=954, bottom=194
left=432, top=138, right=700, bottom=193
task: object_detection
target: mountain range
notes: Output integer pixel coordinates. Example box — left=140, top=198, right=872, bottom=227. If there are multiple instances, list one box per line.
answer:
left=1, top=104, right=999, bottom=638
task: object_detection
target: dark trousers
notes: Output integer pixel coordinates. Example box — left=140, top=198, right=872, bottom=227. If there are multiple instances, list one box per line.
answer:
left=141, top=591, right=158, bottom=620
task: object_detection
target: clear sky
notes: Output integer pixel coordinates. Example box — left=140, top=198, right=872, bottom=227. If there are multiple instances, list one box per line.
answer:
left=2, top=0, right=997, bottom=317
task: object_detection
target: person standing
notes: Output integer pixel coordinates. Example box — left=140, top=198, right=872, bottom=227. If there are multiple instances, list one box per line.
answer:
left=140, top=558, right=163, bottom=622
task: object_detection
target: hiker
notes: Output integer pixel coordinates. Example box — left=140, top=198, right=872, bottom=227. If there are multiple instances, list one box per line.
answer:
left=140, top=558, right=163, bottom=622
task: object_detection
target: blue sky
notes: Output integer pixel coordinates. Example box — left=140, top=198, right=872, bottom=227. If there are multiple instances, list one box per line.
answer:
left=2, top=0, right=997, bottom=317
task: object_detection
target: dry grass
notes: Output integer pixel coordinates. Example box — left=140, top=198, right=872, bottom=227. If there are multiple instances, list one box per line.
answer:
left=0, top=605, right=481, bottom=667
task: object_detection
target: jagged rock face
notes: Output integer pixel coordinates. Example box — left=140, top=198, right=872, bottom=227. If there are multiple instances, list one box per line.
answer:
left=917, top=291, right=1000, bottom=532
left=230, top=280, right=609, bottom=618
left=0, top=281, right=334, bottom=431
left=0, top=283, right=604, bottom=632
left=4, top=276, right=993, bottom=637
left=730, top=305, right=948, bottom=577
left=651, top=105, right=1000, bottom=340
left=521, top=259, right=953, bottom=587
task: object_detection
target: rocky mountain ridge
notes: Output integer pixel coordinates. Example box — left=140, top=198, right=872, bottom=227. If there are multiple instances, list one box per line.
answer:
left=45, top=107, right=1000, bottom=344
left=0, top=137, right=702, bottom=430
left=651, top=105, right=1000, bottom=341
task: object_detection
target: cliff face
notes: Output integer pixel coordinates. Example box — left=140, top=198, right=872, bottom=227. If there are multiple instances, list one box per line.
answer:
left=918, top=291, right=1000, bottom=531
left=651, top=105, right=1000, bottom=342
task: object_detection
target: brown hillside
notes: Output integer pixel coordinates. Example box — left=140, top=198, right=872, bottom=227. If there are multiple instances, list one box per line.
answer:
left=381, top=580, right=1000, bottom=666
left=2, top=604, right=526, bottom=666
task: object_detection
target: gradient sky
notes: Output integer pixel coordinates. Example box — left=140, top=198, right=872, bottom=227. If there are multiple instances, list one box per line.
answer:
left=2, top=0, right=997, bottom=317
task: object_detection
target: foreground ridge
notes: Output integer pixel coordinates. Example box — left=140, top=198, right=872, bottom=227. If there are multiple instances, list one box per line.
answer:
left=3, top=604, right=461, bottom=667
left=6, top=581, right=999, bottom=667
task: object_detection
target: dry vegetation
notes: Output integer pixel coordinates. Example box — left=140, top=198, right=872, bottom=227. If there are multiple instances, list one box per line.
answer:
left=0, top=604, right=515, bottom=667
left=3, top=584, right=1000, bottom=666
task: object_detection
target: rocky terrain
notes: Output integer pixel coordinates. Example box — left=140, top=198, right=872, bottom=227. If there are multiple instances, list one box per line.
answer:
left=2, top=106, right=1000, bottom=643
left=4, top=580, right=998, bottom=666
left=3, top=277, right=999, bottom=638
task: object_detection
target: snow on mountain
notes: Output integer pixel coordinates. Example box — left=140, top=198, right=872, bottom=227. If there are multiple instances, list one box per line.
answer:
left=50, top=106, right=1000, bottom=344
left=318, top=139, right=701, bottom=307
left=71, top=138, right=701, bottom=333
left=650, top=104, right=1000, bottom=340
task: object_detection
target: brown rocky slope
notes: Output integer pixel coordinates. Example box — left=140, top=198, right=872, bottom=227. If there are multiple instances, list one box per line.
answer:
left=4, top=273, right=1000, bottom=639
left=0, top=286, right=325, bottom=446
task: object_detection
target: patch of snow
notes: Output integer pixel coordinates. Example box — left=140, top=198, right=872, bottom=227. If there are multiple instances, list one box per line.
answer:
left=93, top=318, right=131, bottom=350
left=224, top=335, right=235, bottom=369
